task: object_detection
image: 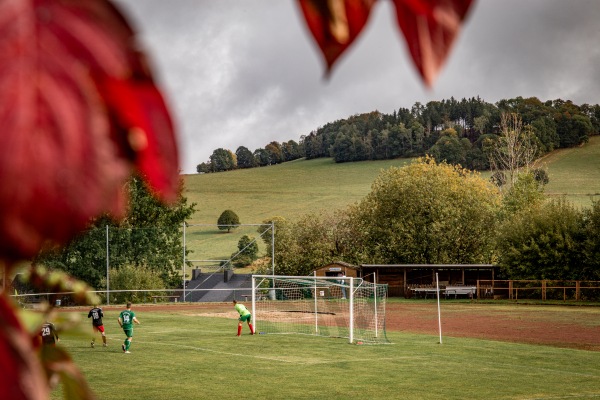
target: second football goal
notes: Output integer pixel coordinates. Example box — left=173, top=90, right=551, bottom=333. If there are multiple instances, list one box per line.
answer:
left=251, top=274, right=389, bottom=344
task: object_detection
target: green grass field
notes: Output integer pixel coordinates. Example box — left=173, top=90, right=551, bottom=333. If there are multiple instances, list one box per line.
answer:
left=182, top=136, right=600, bottom=265
left=51, top=306, right=600, bottom=400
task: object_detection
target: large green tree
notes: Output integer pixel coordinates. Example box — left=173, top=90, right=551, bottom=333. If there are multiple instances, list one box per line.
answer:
left=260, top=212, right=355, bottom=276
left=265, top=141, right=283, bottom=165
left=253, top=148, right=270, bottom=167
left=354, top=157, right=501, bottom=264
left=235, top=146, right=255, bottom=169
left=35, top=176, right=196, bottom=289
left=427, top=128, right=470, bottom=166
left=496, top=199, right=585, bottom=280
left=210, top=148, right=236, bottom=172
left=499, top=173, right=546, bottom=218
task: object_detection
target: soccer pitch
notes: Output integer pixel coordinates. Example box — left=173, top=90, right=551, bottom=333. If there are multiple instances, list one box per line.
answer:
left=51, top=308, right=600, bottom=400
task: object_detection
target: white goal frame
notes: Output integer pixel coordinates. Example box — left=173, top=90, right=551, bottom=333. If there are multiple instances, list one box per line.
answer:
left=251, top=274, right=389, bottom=344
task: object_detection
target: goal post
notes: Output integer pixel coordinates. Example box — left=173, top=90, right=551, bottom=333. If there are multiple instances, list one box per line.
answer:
left=251, top=274, right=389, bottom=344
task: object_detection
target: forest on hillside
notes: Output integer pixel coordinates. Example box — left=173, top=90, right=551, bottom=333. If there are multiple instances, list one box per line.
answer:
left=197, top=96, right=600, bottom=174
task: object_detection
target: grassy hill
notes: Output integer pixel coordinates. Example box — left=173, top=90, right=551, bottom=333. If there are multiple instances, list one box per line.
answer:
left=182, top=136, right=600, bottom=270
left=536, top=135, right=600, bottom=207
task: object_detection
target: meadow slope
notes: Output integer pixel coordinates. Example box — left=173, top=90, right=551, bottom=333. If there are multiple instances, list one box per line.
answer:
left=182, top=136, right=600, bottom=264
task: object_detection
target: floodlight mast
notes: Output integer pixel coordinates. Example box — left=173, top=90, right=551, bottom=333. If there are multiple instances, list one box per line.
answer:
left=106, top=225, right=110, bottom=305
left=182, top=222, right=186, bottom=301
left=271, top=221, right=275, bottom=276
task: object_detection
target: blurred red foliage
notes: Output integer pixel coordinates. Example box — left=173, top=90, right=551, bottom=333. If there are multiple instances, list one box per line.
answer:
left=298, top=0, right=475, bottom=86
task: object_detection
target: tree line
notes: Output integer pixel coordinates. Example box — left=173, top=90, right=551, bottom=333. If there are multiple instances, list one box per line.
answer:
left=255, top=157, right=600, bottom=287
left=197, top=96, right=599, bottom=173
left=36, top=156, right=600, bottom=294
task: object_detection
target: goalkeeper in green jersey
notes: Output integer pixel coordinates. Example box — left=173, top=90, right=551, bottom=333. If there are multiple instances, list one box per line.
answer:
left=118, top=302, right=140, bottom=353
left=233, top=300, right=254, bottom=336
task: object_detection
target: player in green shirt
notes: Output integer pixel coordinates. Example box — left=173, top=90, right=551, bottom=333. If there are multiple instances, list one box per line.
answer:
left=233, top=299, right=254, bottom=336
left=118, top=302, right=140, bottom=353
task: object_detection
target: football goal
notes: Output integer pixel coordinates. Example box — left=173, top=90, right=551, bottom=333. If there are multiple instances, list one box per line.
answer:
left=251, top=274, right=389, bottom=344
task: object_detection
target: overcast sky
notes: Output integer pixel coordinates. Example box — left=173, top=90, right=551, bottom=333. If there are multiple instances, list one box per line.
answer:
left=114, top=0, right=600, bottom=174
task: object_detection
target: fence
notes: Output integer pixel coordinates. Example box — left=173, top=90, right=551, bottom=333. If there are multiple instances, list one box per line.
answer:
left=11, top=280, right=600, bottom=307
left=476, top=280, right=600, bottom=302
left=11, top=288, right=259, bottom=308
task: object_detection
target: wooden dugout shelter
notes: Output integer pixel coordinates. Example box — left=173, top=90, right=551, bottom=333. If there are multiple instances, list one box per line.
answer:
left=360, top=264, right=498, bottom=298
left=313, top=262, right=498, bottom=298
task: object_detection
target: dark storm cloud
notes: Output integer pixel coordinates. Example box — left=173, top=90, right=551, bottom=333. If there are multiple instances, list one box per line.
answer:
left=115, top=0, right=600, bottom=173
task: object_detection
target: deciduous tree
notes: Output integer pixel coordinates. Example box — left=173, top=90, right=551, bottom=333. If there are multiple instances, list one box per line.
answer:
left=210, top=148, right=236, bottom=172
left=354, top=156, right=501, bottom=264
left=496, top=199, right=585, bottom=280
left=235, top=146, right=255, bottom=169
left=489, top=113, right=538, bottom=188
left=218, top=210, right=240, bottom=233
left=36, top=176, right=196, bottom=289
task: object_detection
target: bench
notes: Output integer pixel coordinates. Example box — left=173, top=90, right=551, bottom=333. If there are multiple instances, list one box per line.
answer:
left=411, top=287, right=439, bottom=299
left=151, top=295, right=180, bottom=303
left=445, top=286, right=476, bottom=299
left=241, top=294, right=268, bottom=301
left=21, top=296, right=44, bottom=309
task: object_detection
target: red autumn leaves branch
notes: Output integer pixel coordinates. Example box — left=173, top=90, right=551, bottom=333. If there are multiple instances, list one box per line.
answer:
left=298, top=0, right=474, bottom=86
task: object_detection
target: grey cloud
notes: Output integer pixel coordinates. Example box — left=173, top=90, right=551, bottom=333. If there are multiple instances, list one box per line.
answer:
left=115, top=0, right=600, bottom=173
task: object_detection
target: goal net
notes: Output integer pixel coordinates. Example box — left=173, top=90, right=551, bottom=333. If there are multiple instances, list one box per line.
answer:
left=251, top=274, right=389, bottom=344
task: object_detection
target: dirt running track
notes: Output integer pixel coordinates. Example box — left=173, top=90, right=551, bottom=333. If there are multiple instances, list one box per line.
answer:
left=75, top=301, right=600, bottom=351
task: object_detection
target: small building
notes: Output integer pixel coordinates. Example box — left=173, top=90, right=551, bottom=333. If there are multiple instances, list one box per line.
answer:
left=313, top=261, right=360, bottom=278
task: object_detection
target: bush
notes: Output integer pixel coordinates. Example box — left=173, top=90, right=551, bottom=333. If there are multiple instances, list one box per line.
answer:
left=101, top=264, right=165, bottom=304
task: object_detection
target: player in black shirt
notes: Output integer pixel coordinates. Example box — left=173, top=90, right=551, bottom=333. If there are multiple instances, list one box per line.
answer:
left=88, top=305, right=107, bottom=347
left=40, top=321, right=59, bottom=346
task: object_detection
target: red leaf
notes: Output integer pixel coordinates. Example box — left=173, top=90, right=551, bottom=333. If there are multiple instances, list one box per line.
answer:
left=0, top=295, right=49, bottom=400
left=392, top=0, right=475, bottom=86
left=298, top=0, right=377, bottom=74
left=297, top=0, right=475, bottom=86
left=98, top=75, right=179, bottom=203
left=0, top=0, right=179, bottom=263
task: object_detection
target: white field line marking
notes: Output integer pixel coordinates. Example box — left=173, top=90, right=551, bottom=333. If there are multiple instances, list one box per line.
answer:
left=523, top=394, right=600, bottom=399
left=102, top=334, right=419, bottom=365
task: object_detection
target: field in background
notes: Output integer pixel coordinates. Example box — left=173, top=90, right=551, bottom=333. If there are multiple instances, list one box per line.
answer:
left=537, top=135, right=600, bottom=208
left=50, top=303, right=600, bottom=400
left=182, top=137, right=600, bottom=264
left=183, top=157, right=412, bottom=266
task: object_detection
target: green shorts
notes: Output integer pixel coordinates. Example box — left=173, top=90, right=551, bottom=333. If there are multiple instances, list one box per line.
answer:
left=239, top=314, right=251, bottom=323
left=123, top=328, right=133, bottom=338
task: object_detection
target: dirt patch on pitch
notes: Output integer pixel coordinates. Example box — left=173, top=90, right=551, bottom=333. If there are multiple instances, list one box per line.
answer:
left=385, top=302, right=600, bottom=351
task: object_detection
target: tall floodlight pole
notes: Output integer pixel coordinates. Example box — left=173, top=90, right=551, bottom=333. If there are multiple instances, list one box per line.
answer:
left=183, top=222, right=186, bottom=301
left=106, top=225, right=109, bottom=305
left=271, top=221, right=275, bottom=276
